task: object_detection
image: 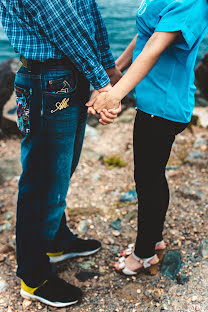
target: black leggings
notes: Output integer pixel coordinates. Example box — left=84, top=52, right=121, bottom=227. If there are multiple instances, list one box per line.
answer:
left=133, top=110, right=188, bottom=258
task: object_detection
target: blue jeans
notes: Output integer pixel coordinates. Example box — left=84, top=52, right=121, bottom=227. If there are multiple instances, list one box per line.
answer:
left=15, top=61, right=90, bottom=287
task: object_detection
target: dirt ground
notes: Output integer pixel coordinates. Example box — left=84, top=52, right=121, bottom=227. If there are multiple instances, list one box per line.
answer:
left=0, top=108, right=208, bottom=312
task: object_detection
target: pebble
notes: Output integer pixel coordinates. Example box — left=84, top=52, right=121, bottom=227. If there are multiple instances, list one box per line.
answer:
left=78, top=260, right=95, bottom=270
left=194, top=138, right=207, bottom=148
left=85, top=125, right=99, bottom=138
left=199, top=239, right=208, bottom=259
left=0, top=280, right=8, bottom=293
left=186, top=151, right=205, bottom=160
left=119, top=190, right=137, bottom=202
left=112, top=230, right=120, bottom=237
left=176, top=274, right=190, bottom=285
left=77, top=220, right=88, bottom=233
left=110, top=219, right=121, bottom=231
left=191, top=295, right=198, bottom=302
left=124, top=209, right=137, bottom=222
left=22, top=299, right=32, bottom=309
left=177, top=186, right=202, bottom=201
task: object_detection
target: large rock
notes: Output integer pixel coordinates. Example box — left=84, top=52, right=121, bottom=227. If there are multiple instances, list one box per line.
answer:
left=195, top=53, right=208, bottom=100
left=0, top=58, right=18, bottom=129
left=193, top=107, right=208, bottom=128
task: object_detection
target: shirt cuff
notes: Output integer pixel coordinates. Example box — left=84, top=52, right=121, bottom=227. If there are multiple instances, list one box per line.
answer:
left=84, top=63, right=111, bottom=89
left=100, top=49, right=115, bottom=70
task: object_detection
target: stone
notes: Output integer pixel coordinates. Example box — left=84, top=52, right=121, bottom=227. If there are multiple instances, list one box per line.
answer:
left=110, top=219, right=121, bottom=231
left=22, top=299, right=32, bottom=309
left=195, top=52, right=208, bottom=100
left=77, top=220, right=88, bottom=233
left=78, top=260, right=95, bottom=270
left=80, top=148, right=101, bottom=162
left=191, top=295, right=198, bottom=302
left=194, top=137, right=207, bottom=148
left=119, top=190, right=137, bottom=202
left=124, top=209, right=137, bottom=222
left=160, top=250, right=182, bottom=280
left=112, top=230, right=120, bottom=237
left=0, top=280, right=8, bottom=293
left=5, top=212, right=13, bottom=220
left=0, top=58, right=18, bottom=129
left=0, top=157, right=22, bottom=185
left=75, top=270, right=100, bottom=282
left=186, top=151, right=205, bottom=160
left=0, top=223, right=11, bottom=233
left=176, top=274, right=190, bottom=285
left=176, top=186, right=202, bottom=201
left=193, top=107, right=208, bottom=128
left=85, top=124, right=99, bottom=138
left=199, top=239, right=208, bottom=259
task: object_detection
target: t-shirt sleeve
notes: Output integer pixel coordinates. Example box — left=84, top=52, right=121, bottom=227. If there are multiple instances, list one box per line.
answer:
left=154, top=0, right=204, bottom=50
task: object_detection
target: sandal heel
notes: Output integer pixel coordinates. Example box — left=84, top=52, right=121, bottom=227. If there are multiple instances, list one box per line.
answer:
left=156, top=249, right=166, bottom=262
left=148, top=263, right=160, bottom=275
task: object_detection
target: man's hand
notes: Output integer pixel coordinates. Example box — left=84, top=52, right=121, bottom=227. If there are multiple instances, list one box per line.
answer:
left=87, top=83, right=112, bottom=115
left=106, top=65, right=122, bottom=86
left=99, top=103, right=122, bottom=126
left=86, top=89, right=121, bottom=114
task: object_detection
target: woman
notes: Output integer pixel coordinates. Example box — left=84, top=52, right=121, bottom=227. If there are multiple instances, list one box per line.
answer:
left=87, top=0, right=208, bottom=275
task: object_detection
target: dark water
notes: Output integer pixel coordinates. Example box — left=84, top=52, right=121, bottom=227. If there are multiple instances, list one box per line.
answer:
left=0, top=0, right=207, bottom=64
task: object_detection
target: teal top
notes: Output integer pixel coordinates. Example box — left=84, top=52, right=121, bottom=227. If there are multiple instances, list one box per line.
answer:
left=133, top=0, right=208, bottom=123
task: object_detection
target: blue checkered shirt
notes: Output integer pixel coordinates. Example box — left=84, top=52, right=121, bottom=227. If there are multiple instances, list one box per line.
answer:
left=0, top=0, right=115, bottom=89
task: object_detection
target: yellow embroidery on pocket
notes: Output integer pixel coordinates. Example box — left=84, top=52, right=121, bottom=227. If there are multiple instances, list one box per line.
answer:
left=51, top=98, right=69, bottom=114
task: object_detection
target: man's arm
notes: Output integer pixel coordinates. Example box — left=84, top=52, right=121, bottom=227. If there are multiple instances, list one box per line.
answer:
left=24, top=0, right=110, bottom=90
left=90, top=0, right=122, bottom=85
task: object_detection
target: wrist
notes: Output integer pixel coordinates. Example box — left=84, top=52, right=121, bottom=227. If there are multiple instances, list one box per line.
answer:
left=97, top=83, right=112, bottom=93
left=109, top=87, right=123, bottom=102
left=115, top=60, right=124, bottom=73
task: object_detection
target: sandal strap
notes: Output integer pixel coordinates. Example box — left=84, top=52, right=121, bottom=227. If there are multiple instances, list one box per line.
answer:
left=132, top=252, right=156, bottom=269
left=155, top=240, right=164, bottom=247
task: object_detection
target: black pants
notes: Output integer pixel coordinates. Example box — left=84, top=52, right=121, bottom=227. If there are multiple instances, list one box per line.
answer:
left=133, top=110, right=188, bottom=258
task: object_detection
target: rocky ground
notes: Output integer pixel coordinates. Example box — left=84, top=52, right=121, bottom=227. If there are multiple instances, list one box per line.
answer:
left=0, top=107, right=208, bottom=312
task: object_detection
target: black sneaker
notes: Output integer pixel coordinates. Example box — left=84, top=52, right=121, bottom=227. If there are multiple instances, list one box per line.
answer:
left=20, top=277, right=82, bottom=307
left=47, top=238, right=101, bottom=263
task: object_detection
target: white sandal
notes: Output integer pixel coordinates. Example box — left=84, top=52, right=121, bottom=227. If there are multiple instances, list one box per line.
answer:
left=120, top=241, right=166, bottom=261
left=114, top=253, right=159, bottom=276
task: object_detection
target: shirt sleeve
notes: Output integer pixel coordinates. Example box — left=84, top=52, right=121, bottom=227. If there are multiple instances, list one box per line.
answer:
left=154, top=0, right=199, bottom=50
left=24, top=0, right=110, bottom=89
left=90, top=0, right=115, bottom=70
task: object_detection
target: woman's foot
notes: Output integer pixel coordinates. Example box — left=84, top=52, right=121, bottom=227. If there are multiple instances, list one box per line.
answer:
left=120, top=240, right=166, bottom=257
left=113, top=253, right=159, bottom=276
left=155, top=240, right=166, bottom=251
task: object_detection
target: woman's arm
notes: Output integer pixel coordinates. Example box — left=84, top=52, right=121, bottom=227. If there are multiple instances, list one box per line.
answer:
left=116, top=35, right=138, bottom=72
left=87, top=31, right=180, bottom=113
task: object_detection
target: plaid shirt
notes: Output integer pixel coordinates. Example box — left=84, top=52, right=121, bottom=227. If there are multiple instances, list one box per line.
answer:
left=0, top=0, right=115, bottom=89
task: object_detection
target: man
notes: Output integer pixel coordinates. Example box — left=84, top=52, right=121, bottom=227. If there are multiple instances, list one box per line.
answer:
left=0, top=0, right=122, bottom=307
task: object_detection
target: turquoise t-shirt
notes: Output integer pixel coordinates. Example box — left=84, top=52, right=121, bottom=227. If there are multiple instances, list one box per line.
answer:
left=133, top=0, right=208, bottom=123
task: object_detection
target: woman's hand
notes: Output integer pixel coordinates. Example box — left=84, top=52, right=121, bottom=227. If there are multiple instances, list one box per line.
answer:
left=86, top=89, right=121, bottom=114
left=99, top=103, right=122, bottom=126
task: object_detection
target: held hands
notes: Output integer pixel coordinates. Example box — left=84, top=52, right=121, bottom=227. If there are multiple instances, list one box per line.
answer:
left=86, top=66, right=123, bottom=125
left=86, top=87, right=122, bottom=125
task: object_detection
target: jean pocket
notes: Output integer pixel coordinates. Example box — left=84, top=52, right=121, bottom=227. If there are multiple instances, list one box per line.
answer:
left=15, top=85, right=32, bottom=134
left=43, top=71, right=77, bottom=96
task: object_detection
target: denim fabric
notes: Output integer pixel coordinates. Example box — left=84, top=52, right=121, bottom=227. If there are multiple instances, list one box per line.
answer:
left=15, top=61, right=89, bottom=287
